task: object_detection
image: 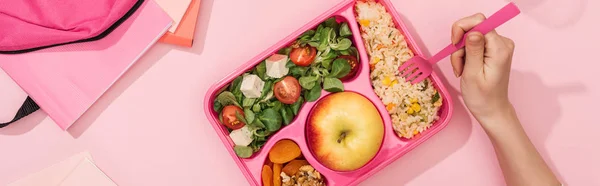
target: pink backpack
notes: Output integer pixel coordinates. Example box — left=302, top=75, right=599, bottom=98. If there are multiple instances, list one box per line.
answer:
left=0, top=0, right=143, bottom=127
left=0, top=0, right=142, bottom=54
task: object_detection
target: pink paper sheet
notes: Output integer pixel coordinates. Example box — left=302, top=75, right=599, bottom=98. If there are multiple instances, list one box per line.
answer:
left=7, top=152, right=96, bottom=186
left=59, top=158, right=117, bottom=186
left=0, top=0, right=172, bottom=130
left=155, top=0, right=192, bottom=32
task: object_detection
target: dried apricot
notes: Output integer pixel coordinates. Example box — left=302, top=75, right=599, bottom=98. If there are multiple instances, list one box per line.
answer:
left=269, top=140, right=301, bottom=164
left=273, top=163, right=282, bottom=186
left=262, top=165, right=273, bottom=186
left=282, top=160, right=309, bottom=176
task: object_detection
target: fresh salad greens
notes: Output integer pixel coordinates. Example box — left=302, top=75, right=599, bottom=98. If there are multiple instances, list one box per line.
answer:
left=213, top=17, right=359, bottom=158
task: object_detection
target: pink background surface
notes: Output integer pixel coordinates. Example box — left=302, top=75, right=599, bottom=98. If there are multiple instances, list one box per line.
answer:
left=0, top=0, right=598, bottom=185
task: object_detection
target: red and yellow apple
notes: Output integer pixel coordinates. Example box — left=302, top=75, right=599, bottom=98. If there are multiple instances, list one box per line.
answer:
left=306, top=92, right=384, bottom=171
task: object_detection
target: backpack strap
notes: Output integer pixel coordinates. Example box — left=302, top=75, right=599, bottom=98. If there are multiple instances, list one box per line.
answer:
left=0, top=97, right=40, bottom=128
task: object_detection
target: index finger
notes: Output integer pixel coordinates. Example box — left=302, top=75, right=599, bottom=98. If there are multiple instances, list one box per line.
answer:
left=451, top=13, right=486, bottom=44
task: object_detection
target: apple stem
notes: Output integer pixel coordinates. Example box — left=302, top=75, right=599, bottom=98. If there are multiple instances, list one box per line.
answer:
left=337, top=131, right=348, bottom=143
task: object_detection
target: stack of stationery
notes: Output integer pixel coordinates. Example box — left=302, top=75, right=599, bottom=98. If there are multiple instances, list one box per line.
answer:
left=157, top=0, right=203, bottom=47
left=0, top=0, right=172, bottom=130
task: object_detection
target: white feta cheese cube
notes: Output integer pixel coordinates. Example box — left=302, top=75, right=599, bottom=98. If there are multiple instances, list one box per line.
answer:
left=240, top=74, right=264, bottom=98
left=229, top=125, right=254, bottom=146
left=266, top=54, right=289, bottom=78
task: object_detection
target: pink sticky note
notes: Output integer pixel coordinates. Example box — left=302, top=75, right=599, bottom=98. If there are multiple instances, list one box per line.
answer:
left=0, top=0, right=172, bottom=130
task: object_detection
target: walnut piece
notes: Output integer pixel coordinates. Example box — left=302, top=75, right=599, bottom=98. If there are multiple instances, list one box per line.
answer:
left=280, top=165, right=325, bottom=186
left=281, top=172, right=293, bottom=186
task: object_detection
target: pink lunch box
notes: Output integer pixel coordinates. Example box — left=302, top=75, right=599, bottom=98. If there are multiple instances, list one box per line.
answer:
left=203, top=0, right=454, bottom=185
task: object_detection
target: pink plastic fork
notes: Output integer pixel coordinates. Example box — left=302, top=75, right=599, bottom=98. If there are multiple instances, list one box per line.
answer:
left=399, top=2, right=521, bottom=84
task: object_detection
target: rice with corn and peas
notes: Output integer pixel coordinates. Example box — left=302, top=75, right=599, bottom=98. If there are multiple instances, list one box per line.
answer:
left=356, top=1, right=443, bottom=139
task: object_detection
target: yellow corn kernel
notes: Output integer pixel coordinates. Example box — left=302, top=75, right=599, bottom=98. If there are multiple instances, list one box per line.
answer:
left=411, top=103, right=421, bottom=112
left=407, top=108, right=415, bottom=114
left=359, top=19, right=370, bottom=27
left=399, top=113, right=409, bottom=121
left=391, top=80, right=398, bottom=86
left=410, top=98, right=418, bottom=104
left=386, top=103, right=395, bottom=112
left=382, top=76, right=392, bottom=86
left=434, top=100, right=443, bottom=107
left=413, top=130, right=419, bottom=135
left=370, top=57, right=380, bottom=71
left=372, top=57, right=381, bottom=64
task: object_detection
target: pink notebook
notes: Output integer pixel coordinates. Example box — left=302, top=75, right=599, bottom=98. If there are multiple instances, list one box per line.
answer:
left=0, top=0, right=172, bottom=130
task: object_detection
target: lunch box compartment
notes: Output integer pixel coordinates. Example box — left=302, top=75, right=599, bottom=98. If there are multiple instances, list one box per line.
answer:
left=302, top=90, right=389, bottom=172
left=350, top=0, right=453, bottom=144
left=260, top=138, right=331, bottom=186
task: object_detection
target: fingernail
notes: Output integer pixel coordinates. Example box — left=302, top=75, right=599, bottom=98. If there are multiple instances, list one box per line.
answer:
left=453, top=68, right=459, bottom=78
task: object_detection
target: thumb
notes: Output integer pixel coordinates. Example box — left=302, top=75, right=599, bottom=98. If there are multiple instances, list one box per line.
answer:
left=463, top=32, right=485, bottom=78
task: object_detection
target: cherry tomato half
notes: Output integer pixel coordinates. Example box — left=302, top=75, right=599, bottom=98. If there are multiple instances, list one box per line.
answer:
left=221, top=105, right=246, bottom=130
left=337, top=55, right=359, bottom=80
left=274, top=76, right=302, bottom=104
left=289, top=46, right=317, bottom=67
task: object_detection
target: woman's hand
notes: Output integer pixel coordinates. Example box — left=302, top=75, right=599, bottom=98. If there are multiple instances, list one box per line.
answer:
left=450, top=14, right=560, bottom=186
left=450, top=13, right=516, bottom=124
